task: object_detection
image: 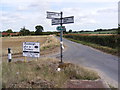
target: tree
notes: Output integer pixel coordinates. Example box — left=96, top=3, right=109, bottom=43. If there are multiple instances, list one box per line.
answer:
left=118, top=25, right=120, bottom=34
left=6, top=29, right=13, bottom=33
left=19, top=26, right=30, bottom=36
left=35, top=25, right=44, bottom=35
left=69, top=29, right=72, bottom=33
left=30, top=31, right=35, bottom=35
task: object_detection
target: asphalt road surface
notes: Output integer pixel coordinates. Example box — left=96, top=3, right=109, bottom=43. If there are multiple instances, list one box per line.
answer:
left=51, top=37, right=118, bottom=88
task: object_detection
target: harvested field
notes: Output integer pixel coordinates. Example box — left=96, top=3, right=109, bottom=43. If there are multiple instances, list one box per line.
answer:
left=2, top=35, right=59, bottom=57
left=2, top=36, right=47, bottom=55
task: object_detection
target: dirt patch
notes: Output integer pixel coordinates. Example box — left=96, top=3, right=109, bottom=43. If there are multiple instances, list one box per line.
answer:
left=66, top=79, right=109, bottom=88
left=8, top=78, right=55, bottom=88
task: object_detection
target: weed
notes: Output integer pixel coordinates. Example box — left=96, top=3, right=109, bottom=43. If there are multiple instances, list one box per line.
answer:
left=2, top=58, right=100, bottom=88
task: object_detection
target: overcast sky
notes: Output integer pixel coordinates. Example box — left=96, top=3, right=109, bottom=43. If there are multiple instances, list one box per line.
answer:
left=0, top=0, right=119, bottom=32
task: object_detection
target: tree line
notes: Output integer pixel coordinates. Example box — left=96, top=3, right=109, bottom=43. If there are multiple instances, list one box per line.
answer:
left=1, top=25, right=120, bottom=36
left=1, top=25, right=45, bottom=36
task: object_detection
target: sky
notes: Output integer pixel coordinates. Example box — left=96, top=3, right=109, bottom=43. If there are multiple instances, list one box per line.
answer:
left=0, top=0, right=119, bottom=32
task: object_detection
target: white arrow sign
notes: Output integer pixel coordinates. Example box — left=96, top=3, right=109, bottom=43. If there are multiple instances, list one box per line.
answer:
left=62, top=16, right=74, bottom=24
left=46, top=11, right=60, bottom=19
left=52, top=18, right=61, bottom=25
left=52, top=16, right=74, bottom=25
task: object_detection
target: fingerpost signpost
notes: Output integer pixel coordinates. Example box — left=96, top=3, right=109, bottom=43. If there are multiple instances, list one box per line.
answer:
left=46, top=11, right=74, bottom=63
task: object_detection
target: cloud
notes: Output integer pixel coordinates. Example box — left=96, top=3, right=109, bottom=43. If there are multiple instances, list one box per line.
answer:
left=97, top=7, right=118, bottom=14
left=61, top=5, right=117, bottom=30
left=1, top=0, right=119, bottom=4
left=1, top=13, right=27, bottom=24
left=61, top=7, right=97, bottom=25
left=17, top=5, right=28, bottom=11
left=66, top=0, right=119, bottom=3
left=0, top=0, right=118, bottom=31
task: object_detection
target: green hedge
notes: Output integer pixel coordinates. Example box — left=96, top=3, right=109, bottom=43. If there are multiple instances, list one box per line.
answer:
left=64, top=35, right=118, bottom=49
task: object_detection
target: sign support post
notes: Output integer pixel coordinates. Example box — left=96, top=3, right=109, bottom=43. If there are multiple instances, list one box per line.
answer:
left=24, top=56, right=27, bottom=62
left=60, top=12, right=63, bottom=63
left=46, top=11, right=74, bottom=64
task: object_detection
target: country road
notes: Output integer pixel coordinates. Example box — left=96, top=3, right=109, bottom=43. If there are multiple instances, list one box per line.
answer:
left=50, top=37, right=118, bottom=88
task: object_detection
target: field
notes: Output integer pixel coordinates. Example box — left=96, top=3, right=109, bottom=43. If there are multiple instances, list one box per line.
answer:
left=2, top=35, right=59, bottom=56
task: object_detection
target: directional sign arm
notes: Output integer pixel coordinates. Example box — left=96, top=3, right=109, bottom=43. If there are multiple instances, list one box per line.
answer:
left=46, top=11, right=61, bottom=19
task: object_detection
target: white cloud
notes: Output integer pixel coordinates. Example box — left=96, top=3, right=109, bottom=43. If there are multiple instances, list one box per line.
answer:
left=1, top=0, right=119, bottom=4
left=61, top=7, right=97, bottom=25
left=61, top=0, right=119, bottom=3
left=0, top=0, right=63, bottom=4
left=17, top=5, right=28, bottom=11
left=97, top=7, right=118, bottom=14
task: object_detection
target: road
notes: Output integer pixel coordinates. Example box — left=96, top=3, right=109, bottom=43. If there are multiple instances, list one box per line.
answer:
left=51, top=37, right=118, bottom=88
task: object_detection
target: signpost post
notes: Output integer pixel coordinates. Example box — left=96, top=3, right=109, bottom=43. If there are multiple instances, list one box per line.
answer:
left=60, top=12, right=63, bottom=63
left=46, top=11, right=74, bottom=63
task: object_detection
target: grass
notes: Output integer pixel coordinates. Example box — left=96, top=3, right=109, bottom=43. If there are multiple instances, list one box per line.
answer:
left=2, top=58, right=100, bottom=88
left=40, top=35, right=59, bottom=51
left=65, top=38, right=117, bottom=56
left=78, top=30, right=117, bottom=34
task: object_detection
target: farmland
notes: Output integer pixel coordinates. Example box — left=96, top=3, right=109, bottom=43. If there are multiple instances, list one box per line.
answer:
left=2, top=35, right=59, bottom=56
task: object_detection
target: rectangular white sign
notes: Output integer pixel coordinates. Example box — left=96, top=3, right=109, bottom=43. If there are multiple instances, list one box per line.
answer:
left=23, top=52, right=40, bottom=58
left=62, top=16, right=74, bottom=24
left=23, top=42, right=40, bottom=58
left=47, top=11, right=60, bottom=19
left=52, top=16, right=74, bottom=25
left=52, top=18, right=61, bottom=25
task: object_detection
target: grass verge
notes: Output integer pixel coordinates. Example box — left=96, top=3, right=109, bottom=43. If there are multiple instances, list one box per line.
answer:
left=65, top=38, right=117, bottom=56
left=2, top=58, right=99, bottom=88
